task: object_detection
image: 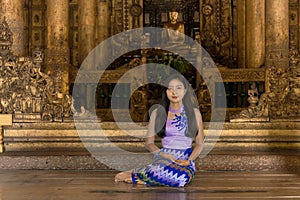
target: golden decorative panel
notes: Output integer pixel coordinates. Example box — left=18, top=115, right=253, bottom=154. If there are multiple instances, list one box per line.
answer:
left=0, top=19, right=73, bottom=122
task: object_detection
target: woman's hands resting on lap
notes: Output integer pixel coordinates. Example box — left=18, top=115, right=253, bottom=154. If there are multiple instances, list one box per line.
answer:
left=159, top=152, right=191, bottom=166
left=159, top=152, right=176, bottom=162
left=174, top=160, right=190, bottom=166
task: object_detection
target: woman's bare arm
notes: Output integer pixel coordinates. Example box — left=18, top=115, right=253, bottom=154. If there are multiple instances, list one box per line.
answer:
left=145, top=109, right=160, bottom=154
left=145, top=109, right=176, bottom=162
left=188, top=108, right=204, bottom=161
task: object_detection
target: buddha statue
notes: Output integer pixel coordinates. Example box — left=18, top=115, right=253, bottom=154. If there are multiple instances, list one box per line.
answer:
left=162, top=10, right=189, bottom=49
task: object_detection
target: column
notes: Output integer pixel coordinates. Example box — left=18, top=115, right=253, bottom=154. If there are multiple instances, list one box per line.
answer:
left=45, top=0, right=70, bottom=94
left=265, top=0, right=289, bottom=120
left=236, top=0, right=246, bottom=68
left=265, top=0, right=289, bottom=69
left=265, top=0, right=289, bottom=93
left=246, top=0, right=265, bottom=68
left=0, top=0, right=25, bottom=56
left=96, top=0, right=110, bottom=44
left=78, top=0, right=96, bottom=110
left=78, top=0, right=96, bottom=66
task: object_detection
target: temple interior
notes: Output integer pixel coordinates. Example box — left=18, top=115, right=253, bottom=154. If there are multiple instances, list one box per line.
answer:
left=0, top=0, right=299, bottom=198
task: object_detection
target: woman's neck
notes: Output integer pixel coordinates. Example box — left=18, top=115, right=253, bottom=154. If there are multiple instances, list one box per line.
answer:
left=169, top=102, right=183, bottom=111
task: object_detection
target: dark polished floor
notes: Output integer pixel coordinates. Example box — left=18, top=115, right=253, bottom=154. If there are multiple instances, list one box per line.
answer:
left=0, top=170, right=299, bottom=199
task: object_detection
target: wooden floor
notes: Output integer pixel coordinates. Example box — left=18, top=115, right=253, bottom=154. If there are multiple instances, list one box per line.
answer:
left=0, top=170, right=299, bottom=199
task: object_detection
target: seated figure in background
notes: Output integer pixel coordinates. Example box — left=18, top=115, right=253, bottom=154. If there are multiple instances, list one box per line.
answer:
left=162, top=9, right=189, bottom=49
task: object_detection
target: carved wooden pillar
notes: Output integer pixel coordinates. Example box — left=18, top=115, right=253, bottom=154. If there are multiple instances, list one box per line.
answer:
left=265, top=0, right=289, bottom=120
left=78, top=0, right=96, bottom=66
left=128, top=0, right=143, bottom=29
left=237, top=0, right=246, bottom=68
left=265, top=0, right=289, bottom=93
left=78, top=0, right=96, bottom=110
left=0, top=0, right=25, bottom=56
left=96, top=0, right=110, bottom=44
left=265, top=0, right=289, bottom=69
left=246, top=0, right=265, bottom=68
left=237, top=0, right=265, bottom=68
left=45, top=0, right=70, bottom=94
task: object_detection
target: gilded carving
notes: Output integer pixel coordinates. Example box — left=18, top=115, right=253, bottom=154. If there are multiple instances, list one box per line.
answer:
left=0, top=0, right=25, bottom=56
left=0, top=19, right=73, bottom=122
left=111, top=0, right=124, bottom=35
left=45, top=48, right=70, bottom=67
left=219, top=68, right=265, bottom=82
left=269, top=48, right=300, bottom=120
left=27, top=0, right=46, bottom=55
left=200, top=0, right=233, bottom=66
left=130, top=3, right=142, bottom=17
left=130, top=88, right=147, bottom=122
left=203, top=63, right=265, bottom=82
left=32, top=0, right=42, bottom=6
left=129, top=0, right=143, bottom=29
left=230, top=0, right=298, bottom=121
left=230, top=85, right=269, bottom=122
left=231, top=48, right=300, bottom=122
left=0, top=17, right=13, bottom=56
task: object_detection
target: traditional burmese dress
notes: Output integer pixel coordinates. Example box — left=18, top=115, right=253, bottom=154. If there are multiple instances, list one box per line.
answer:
left=131, top=106, right=196, bottom=187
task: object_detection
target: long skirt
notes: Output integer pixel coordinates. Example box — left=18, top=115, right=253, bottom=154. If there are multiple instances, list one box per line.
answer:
left=131, top=147, right=195, bottom=187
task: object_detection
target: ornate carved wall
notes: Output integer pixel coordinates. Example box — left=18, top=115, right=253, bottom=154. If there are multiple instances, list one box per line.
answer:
left=1, top=0, right=300, bottom=122
left=25, top=0, right=46, bottom=57
left=0, top=0, right=25, bottom=57
left=200, top=0, right=234, bottom=67
left=290, top=0, right=300, bottom=53
left=23, top=0, right=236, bottom=77
left=0, top=18, right=72, bottom=122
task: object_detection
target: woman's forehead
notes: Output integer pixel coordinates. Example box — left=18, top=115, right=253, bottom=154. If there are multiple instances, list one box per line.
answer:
left=168, top=79, right=184, bottom=86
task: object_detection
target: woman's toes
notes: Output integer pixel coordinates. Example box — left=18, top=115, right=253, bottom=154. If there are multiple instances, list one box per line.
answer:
left=114, top=173, right=124, bottom=182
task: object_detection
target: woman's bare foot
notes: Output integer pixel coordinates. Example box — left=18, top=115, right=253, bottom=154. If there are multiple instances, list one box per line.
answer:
left=124, top=177, right=133, bottom=184
left=115, top=171, right=131, bottom=183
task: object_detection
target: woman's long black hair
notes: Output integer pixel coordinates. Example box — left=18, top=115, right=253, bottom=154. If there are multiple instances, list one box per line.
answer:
left=154, top=73, right=199, bottom=138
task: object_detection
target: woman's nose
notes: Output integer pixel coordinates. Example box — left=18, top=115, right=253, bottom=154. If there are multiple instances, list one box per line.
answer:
left=171, top=89, right=177, bottom=94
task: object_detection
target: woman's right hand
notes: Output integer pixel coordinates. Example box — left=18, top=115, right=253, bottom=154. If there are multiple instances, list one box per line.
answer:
left=159, top=152, right=176, bottom=162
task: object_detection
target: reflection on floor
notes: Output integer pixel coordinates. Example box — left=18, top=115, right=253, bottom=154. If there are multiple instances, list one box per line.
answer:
left=0, top=170, right=299, bottom=199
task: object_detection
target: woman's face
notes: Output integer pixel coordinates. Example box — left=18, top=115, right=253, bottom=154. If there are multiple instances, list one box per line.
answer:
left=166, top=78, right=186, bottom=104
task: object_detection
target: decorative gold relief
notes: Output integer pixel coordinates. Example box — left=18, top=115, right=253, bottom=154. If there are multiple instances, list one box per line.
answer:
left=32, top=11, right=43, bottom=26
left=0, top=19, right=73, bottom=122
left=32, top=0, right=42, bottom=6
left=0, top=17, right=13, bottom=55
left=130, top=4, right=142, bottom=17
left=200, top=0, right=233, bottom=66
left=231, top=48, right=300, bottom=122
left=31, top=30, right=42, bottom=46
left=3, top=0, right=298, bottom=123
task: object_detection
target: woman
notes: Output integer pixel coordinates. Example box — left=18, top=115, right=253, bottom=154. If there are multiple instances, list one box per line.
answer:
left=115, top=73, right=204, bottom=187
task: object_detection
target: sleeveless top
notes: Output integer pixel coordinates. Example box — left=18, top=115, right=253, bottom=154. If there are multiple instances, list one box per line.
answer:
left=161, top=106, right=193, bottom=149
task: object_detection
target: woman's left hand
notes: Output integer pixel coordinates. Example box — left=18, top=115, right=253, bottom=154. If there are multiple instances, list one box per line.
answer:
left=174, top=160, right=190, bottom=166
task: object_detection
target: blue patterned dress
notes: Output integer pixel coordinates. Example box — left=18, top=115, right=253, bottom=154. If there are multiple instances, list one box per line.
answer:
left=131, top=107, right=196, bottom=187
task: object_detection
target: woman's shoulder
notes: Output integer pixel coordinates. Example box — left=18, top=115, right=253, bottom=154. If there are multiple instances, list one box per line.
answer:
left=193, top=107, right=201, bottom=117
left=149, top=106, right=162, bottom=117
left=192, top=107, right=200, bottom=112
